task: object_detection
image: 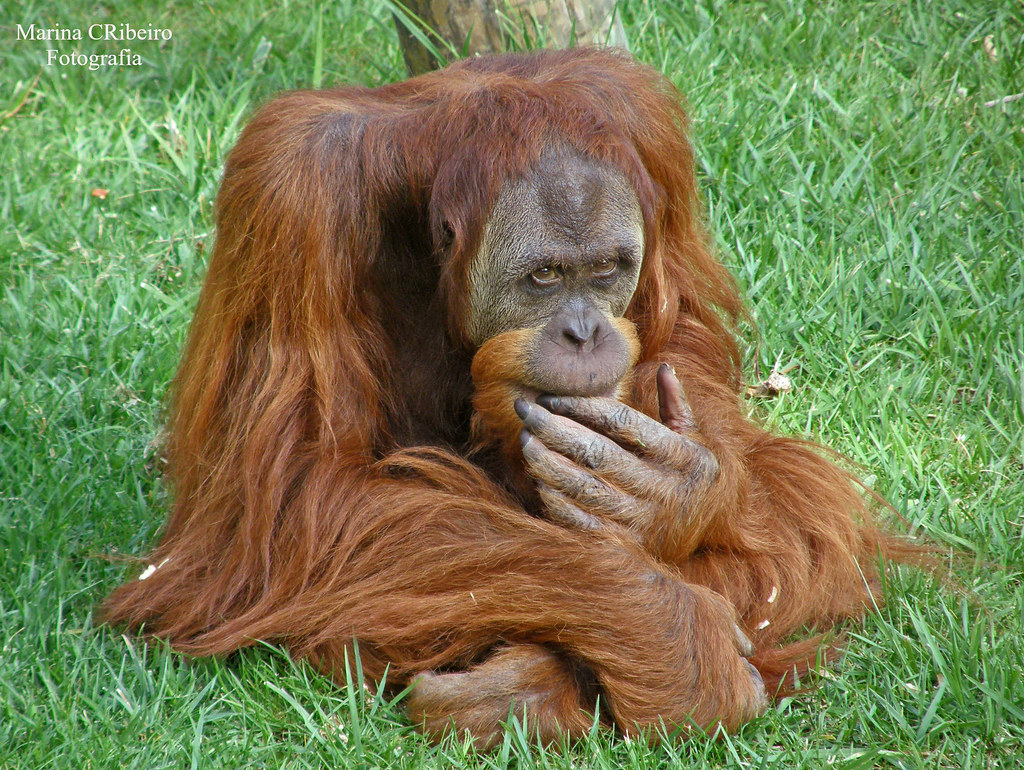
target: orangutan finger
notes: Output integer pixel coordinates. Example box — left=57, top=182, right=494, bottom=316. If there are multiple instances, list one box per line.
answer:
left=519, top=431, right=648, bottom=523
left=733, top=624, right=755, bottom=657
left=515, top=398, right=675, bottom=494
left=535, top=394, right=710, bottom=472
left=744, top=660, right=769, bottom=712
left=703, top=590, right=758, bottom=658
left=656, top=363, right=697, bottom=433
left=535, top=482, right=604, bottom=531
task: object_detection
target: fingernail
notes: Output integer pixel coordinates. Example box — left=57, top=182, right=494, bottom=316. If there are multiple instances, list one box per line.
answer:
left=518, top=428, right=532, bottom=448
left=735, top=624, right=755, bottom=657
left=513, top=398, right=530, bottom=420
left=536, top=394, right=558, bottom=411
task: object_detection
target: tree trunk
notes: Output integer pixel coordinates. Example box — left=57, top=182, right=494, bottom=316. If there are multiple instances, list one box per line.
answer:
left=394, top=0, right=628, bottom=75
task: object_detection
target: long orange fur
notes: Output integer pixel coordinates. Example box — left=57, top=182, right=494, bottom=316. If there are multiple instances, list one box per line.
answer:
left=102, top=48, right=917, bottom=747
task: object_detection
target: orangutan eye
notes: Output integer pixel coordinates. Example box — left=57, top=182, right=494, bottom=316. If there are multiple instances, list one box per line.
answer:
left=591, top=258, right=617, bottom=278
left=530, top=265, right=560, bottom=286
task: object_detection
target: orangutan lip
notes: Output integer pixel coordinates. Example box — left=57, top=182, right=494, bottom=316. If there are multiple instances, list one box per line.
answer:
left=514, top=384, right=620, bottom=407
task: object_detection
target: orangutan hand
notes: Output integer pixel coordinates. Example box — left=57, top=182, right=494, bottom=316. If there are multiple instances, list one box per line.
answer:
left=515, top=363, right=718, bottom=538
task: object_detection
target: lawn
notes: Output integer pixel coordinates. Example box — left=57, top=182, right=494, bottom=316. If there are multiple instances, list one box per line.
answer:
left=1, top=0, right=1022, bottom=767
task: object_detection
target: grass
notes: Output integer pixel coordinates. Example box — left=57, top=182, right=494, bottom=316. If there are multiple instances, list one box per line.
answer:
left=1, top=0, right=1022, bottom=766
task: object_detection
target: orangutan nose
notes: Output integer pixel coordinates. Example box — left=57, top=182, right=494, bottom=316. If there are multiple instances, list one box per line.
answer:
left=560, top=307, right=603, bottom=352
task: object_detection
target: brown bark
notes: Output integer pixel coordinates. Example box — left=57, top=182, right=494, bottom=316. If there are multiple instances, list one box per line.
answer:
left=393, top=0, right=627, bottom=75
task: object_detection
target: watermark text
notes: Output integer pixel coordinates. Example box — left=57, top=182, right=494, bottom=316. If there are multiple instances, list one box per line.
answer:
left=16, top=21, right=172, bottom=70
